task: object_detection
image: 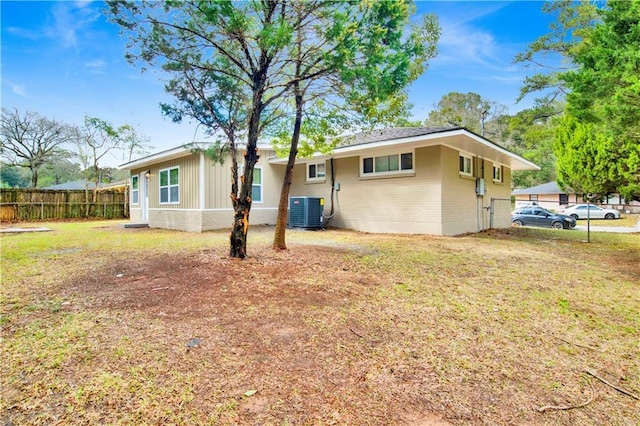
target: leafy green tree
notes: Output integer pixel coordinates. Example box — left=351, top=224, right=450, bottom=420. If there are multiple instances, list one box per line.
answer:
left=513, top=0, right=599, bottom=106
left=557, top=0, right=640, bottom=200
left=268, top=1, right=438, bottom=250
left=0, top=108, right=75, bottom=187
left=0, top=164, right=31, bottom=188
left=106, top=0, right=439, bottom=257
left=424, top=92, right=507, bottom=137
left=37, top=156, right=82, bottom=188
left=506, top=105, right=560, bottom=189
left=554, top=114, right=619, bottom=198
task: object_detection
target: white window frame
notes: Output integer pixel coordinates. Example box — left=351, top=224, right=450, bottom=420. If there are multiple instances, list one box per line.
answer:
left=252, top=166, right=263, bottom=203
left=307, top=161, right=326, bottom=182
left=360, top=150, right=414, bottom=177
left=159, top=166, right=180, bottom=204
left=239, top=165, right=263, bottom=204
left=493, top=165, right=503, bottom=182
left=459, top=153, right=473, bottom=176
left=131, top=175, right=139, bottom=205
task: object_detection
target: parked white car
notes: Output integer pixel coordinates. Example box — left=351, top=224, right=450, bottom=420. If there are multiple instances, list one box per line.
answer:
left=561, top=204, right=620, bottom=220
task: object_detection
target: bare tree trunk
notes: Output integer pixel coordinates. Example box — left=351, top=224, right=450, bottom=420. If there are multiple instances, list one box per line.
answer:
left=30, top=167, right=38, bottom=188
left=230, top=144, right=259, bottom=258
left=273, top=85, right=304, bottom=250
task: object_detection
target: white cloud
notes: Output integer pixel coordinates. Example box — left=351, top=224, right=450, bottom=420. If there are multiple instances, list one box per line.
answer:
left=2, top=79, right=28, bottom=98
left=84, top=59, right=107, bottom=74
left=45, top=2, right=102, bottom=50
left=6, top=26, right=40, bottom=40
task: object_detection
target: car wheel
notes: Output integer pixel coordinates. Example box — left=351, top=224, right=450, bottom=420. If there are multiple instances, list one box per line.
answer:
left=513, top=219, right=523, bottom=227
left=570, top=214, right=579, bottom=220
left=552, top=221, right=565, bottom=229
left=605, top=213, right=615, bottom=220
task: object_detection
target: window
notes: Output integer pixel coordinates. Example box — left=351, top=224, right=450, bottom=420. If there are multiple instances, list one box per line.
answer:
left=159, top=167, right=179, bottom=204
left=459, top=154, right=473, bottom=176
left=238, top=165, right=263, bottom=203
left=492, top=165, right=503, bottom=182
left=131, top=175, right=139, bottom=205
left=529, top=195, right=538, bottom=202
left=307, top=162, right=326, bottom=181
left=252, top=167, right=262, bottom=203
left=362, top=152, right=413, bottom=176
left=559, top=194, right=569, bottom=205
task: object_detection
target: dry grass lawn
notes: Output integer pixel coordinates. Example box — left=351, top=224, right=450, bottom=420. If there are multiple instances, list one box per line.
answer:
left=1, top=220, right=639, bottom=425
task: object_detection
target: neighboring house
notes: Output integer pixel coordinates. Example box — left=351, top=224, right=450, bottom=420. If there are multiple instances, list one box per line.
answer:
left=512, top=181, right=579, bottom=211
left=513, top=181, right=640, bottom=213
left=43, top=180, right=99, bottom=191
left=42, top=179, right=128, bottom=192
left=120, top=127, right=539, bottom=235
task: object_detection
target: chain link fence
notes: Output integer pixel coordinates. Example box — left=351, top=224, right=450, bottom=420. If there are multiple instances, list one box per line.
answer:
left=489, top=197, right=640, bottom=243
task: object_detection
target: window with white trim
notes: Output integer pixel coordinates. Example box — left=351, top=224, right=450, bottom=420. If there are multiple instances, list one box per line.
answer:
left=362, top=152, right=413, bottom=176
left=251, top=167, right=262, bottom=203
left=159, top=166, right=179, bottom=204
left=131, top=175, right=139, bottom=205
left=459, top=154, right=473, bottom=176
left=492, top=165, right=503, bottom=182
left=307, top=161, right=326, bottom=181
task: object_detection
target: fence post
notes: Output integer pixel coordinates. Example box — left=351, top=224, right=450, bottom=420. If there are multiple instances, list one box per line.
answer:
left=489, top=198, right=495, bottom=229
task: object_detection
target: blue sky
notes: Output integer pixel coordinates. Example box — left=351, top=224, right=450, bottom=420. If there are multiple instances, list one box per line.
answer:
left=2, top=1, right=553, bottom=165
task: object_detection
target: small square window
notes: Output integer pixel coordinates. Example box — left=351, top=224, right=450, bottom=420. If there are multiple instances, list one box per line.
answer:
left=459, top=154, right=473, bottom=176
left=307, top=162, right=326, bottom=181
left=493, top=165, right=502, bottom=182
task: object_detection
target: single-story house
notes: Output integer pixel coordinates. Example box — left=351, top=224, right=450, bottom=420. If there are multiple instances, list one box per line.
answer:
left=119, top=127, right=539, bottom=235
left=512, top=181, right=579, bottom=211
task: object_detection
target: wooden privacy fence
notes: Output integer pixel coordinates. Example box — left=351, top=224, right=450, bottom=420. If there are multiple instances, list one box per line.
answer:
left=0, top=188, right=128, bottom=222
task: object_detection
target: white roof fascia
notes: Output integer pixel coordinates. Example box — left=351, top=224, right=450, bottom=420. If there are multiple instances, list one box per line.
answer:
left=119, top=146, right=192, bottom=170
left=120, top=142, right=276, bottom=170
left=268, top=129, right=539, bottom=171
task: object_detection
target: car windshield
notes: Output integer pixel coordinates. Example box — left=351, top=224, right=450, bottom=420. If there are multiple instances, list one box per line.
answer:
left=535, top=208, right=553, bottom=216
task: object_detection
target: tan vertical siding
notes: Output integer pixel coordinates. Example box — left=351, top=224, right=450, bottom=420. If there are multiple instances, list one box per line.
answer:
left=204, top=155, right=234, bottom=209
left=140, top=155, right=200, bottom=210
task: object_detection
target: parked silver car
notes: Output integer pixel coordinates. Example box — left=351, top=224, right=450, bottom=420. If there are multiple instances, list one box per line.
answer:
left=561, top=204, right=620, bottom=220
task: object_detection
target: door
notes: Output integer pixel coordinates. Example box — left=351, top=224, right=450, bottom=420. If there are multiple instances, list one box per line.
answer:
left=142, top=174, right=149, bottom=222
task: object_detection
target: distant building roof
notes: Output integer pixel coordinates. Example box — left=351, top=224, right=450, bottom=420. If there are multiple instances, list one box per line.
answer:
left=512, top=181, right=574, bottom=195
left=42, top=179, right=128, bottom=191
left=43, top=180, right=97, bottom=190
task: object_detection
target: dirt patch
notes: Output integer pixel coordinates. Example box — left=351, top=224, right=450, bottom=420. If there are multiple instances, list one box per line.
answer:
left=61, top=244, right=450, bottom=424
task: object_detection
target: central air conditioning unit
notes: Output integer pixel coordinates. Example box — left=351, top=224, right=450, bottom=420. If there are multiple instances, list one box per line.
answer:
left=288, top=196, right=324, bottom=229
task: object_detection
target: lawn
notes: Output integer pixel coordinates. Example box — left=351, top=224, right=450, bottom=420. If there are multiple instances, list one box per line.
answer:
left=1, top=220, right=639, bottom=425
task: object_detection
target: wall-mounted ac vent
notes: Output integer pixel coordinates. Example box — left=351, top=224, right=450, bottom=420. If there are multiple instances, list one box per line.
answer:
left=288, top=197, right=324, bottom=229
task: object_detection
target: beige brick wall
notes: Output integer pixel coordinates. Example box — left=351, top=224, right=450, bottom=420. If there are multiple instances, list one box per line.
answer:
left=149, top=209, right=203, bottom=232
left=290, top=147, right=444, bottom=235
left=290, top=146, right=517, bottom=236
left=129, top=208, right=142, bottom=223
left=201, top=207, right=278, bottom=232
left=147, top=208, right=278, bottom=233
